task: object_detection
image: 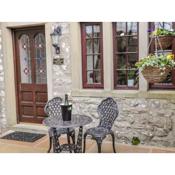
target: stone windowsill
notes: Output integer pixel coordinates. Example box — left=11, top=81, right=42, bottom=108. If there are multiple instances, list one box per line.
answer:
left=72, top=89, right=175, bottom=100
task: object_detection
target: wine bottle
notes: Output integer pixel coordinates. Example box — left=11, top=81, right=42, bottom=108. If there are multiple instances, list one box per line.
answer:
left=64, top=94, right=69, bottom=105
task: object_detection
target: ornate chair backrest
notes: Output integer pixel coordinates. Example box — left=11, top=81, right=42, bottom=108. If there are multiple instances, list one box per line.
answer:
left=44, top=97, right=62, bottom=119
left=97, top=97, right=119, bottom=130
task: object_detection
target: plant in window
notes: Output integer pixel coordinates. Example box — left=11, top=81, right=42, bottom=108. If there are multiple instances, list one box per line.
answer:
left=128, top=70, right=137, bottom=87
left=136, top=54, right=175, bottom=83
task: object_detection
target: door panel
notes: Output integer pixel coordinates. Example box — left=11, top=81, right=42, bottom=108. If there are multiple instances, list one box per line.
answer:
left=36, top=92, right=47, bottom=102
left=21, top=92, right=33, bottom=101
left=36, top=106, right=46, bottom=117
left=14, top=27, right=48, bottom=123
left=22, top=106, right=34, bottom=115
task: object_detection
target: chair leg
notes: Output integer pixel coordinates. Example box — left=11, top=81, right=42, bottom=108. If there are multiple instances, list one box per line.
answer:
left=96, top=139, right=102, bottom=153
left=70, top=130, right=75, bottom=144
left=48, top=136, right=52, bottom=153
left=110, top=132, right=116, bottom=153
left=83, top=133, right=87, bottom=153
left=66, top=132, right=72, bottom=153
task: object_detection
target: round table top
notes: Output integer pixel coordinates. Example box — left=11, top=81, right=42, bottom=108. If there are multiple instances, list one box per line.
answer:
left=43, top=115, right=92, bottom=128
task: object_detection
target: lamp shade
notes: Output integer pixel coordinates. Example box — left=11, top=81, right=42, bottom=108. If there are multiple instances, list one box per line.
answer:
left=50, top=31, right=59, bottom=46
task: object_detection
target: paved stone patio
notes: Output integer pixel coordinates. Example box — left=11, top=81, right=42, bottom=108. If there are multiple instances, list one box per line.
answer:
left=0, top=134, right=175, bottom=153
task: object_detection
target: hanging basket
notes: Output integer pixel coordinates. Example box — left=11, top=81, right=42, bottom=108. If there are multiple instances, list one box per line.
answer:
left=152, top=36, right=173, bottom=50
left=142, top=66, right=171, bottom=83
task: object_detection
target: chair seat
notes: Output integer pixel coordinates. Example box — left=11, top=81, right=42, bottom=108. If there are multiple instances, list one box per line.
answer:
left=49, top=127, right=75, bottom=137
left=85, top=127, right=111, bottom=140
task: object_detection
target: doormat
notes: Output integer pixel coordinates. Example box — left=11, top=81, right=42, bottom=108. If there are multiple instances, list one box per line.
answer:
left=1, top=131, right=46, bottom=142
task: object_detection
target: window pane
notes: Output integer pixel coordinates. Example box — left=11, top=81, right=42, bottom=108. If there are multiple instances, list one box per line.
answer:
left=86, top=39, right=93, bottom=54
left=19, top=34, right=32, bottom=84
left=128, top=53, right=138, bottom=69
left=164, top=22, right=173, bottom=30
left=87, top=71, right=93, bottom=84
left=117, top=54, right=127, bottom=69
left=127, top=22, right=137, bottom=35
left=93, top=70, right=101, bottom=83
left=87, top=55, right=93, bottom=70
left=117, top=37, right=127, bottom=52
left=94, top=39, right=100, bottom=53
left=34, top=33, right=47, bottom=84
left=116, top=22, right=126, bottom=36
left=86, top=26, right=93, bottom=38
left=155, top=22, right=163, bottom=29
left=128, top=36, right=138, bottom=52
left=94, top=55, right=101, bottom=69
left=154, top=22, right=172, bottom=30
left=117, top=70, right=127, bottom=85
left=93, top=25, right=100, bottom=37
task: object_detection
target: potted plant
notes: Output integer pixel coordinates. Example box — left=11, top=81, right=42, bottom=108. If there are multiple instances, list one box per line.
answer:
left=131, top=137, right=140, bottom=145
left=135, top=53, right=175, bottom=83
left=151, top=28, right=175, bottom=50
left=127, top=71, right=136, bottom=87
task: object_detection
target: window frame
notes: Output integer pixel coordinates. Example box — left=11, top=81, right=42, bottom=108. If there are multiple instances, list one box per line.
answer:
left=149, top=22, right=175, bottom=90
left=113, top=22, right=139, bottom=90
left=81, top=22, right=104, bottom=89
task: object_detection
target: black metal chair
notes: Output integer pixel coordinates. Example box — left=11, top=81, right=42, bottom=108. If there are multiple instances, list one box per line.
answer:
left=83, top=97, right=119, bottom=153
left=44, top=97, right=75, bottom=153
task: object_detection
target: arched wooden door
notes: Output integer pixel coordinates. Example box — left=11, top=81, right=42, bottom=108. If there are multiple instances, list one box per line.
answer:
left=14, top=26, right=48, bottom=123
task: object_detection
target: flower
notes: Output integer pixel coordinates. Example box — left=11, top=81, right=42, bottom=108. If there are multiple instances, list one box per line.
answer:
left=135, top=54, right=175, bottom=71
left=167, top=53, right=174, bottom=60
left=147, top=28, right=154, bottom=33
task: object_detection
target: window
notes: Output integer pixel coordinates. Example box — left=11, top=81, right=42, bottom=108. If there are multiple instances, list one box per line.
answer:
left=19, top=34, right=32, bottom=84
left=81, top=22, right=104, bottom=88
left=113, top=22, right=139, bottom=89
left=149, top=22, right=175, bottom=89
left=34, top=33, right=47, bottom=84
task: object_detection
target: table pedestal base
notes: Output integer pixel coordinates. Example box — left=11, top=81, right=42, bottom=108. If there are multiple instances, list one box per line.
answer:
left=52, top=126, right=83, bottom=153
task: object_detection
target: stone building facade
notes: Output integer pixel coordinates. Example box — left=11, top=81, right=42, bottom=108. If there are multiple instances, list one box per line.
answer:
left=0, top=26, right=6, bottom=134
left=0, top=22, right=175, bottom=148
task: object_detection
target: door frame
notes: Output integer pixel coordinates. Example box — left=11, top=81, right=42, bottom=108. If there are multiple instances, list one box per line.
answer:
left=1, top=22, right=54, bottom=126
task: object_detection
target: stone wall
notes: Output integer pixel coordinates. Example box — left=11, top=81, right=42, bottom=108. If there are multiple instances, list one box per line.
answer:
left=0, top=27, right=6, bottom=134
left=72, top=97, right=175, bottom=147
left=52, top=23, right=72, bottom=98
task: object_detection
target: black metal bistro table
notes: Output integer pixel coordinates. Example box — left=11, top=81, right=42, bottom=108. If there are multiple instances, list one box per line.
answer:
left=43, top=115, right=92, bottom=153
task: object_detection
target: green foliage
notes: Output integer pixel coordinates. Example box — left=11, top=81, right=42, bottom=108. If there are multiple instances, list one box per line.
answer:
left=128, top=71, right=135, bottom=79
left=135, top=54, right=175, bottom=71
left=131, top=137, right=140, bottom=145
left=152, top=28, right=175, bottom=36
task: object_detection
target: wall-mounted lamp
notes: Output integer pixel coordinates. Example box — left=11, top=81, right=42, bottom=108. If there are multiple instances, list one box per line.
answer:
left=50, top=26, right=62, bottom=54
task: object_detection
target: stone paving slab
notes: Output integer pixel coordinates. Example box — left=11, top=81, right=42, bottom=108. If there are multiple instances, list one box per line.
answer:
left=0, top=135, right=175, bottom=153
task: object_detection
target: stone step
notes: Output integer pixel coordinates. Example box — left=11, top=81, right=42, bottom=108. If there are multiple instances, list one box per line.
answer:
left=11, top=123, right=49, bottom=134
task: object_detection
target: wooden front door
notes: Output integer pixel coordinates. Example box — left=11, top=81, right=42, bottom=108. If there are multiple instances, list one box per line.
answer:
left=14, top=26, right=48, bottom=123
